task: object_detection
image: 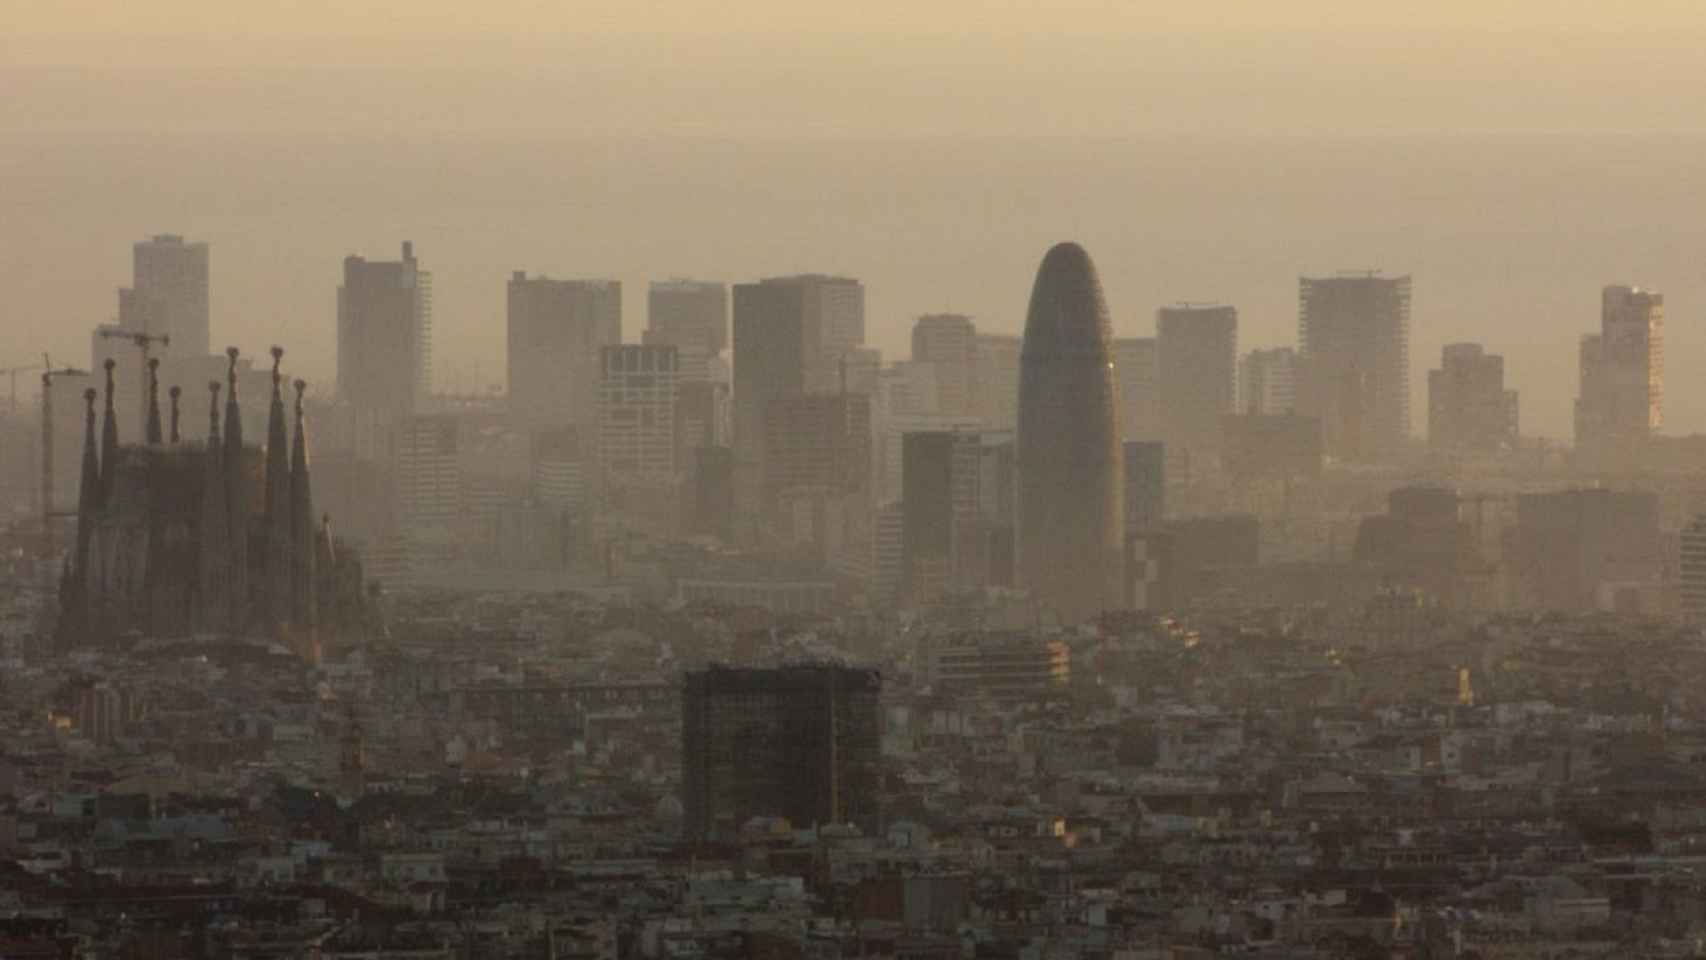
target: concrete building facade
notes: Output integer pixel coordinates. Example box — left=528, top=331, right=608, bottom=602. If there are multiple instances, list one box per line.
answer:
left=597, top=344, right=679, bottom=484
left=507, top=273, right=621, bottom=431
left=120, top=234, right=211, bottom=359
left=1157, top=304, right=1238, bottom=468
left=338, top=243, right=431, bottom=418
left=1428, top=342, right=1518, bottom=454
left=1576, top=285, right=1662, bottom=458
left=910, top=314, right=979, bottom=417
left=1296, top=273, right=1411, bottom=461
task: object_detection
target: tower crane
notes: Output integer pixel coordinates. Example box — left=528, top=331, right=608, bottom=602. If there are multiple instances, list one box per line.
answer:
left=0, top=358, right=50, bottom=415
left=97, top=329, right=170, bottom=437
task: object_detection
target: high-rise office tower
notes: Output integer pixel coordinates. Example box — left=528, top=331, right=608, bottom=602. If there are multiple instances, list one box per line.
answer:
left=1296, top=273, right=1411, bottom=461
left=119, top=234, right=210, bottom=358
left=598, top=344, right=679, bottom=483
left=1016, top=242, right=1123, bottom=624
left=1157, top=304, right=1237, bottom=465
left=901, top=430, right=983, bottom=604
left=1123, top=440, right=1166, bottom=535
left=682, top=665, right=881, bottom=841
left=910, top=314, right=979, bottom=417
left=731, top=281, right=807, bottom=524
left=1428, top=343, right=1517, bottom=453
left=646, top=280, right=727, bottom=383
left=1111, top=337, right=1159, bottom=441
left=1575, top=285, right=1662, bottom=456
left=975, top=333, right=1022, bottom=430
left=740, top=274, right=865, bottom=394
left=338, top=242, right=432, bottom=418
left=507, top=272, right=621, bottom=431
left=1240, top=347, right=1297, bottom=416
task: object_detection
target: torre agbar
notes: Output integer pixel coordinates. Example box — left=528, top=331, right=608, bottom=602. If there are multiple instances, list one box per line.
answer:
left=1016, top=242, right=1124, bottom=624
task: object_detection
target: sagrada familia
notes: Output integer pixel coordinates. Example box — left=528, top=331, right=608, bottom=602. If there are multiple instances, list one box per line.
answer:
left=57, top=346, right=370, bottom=663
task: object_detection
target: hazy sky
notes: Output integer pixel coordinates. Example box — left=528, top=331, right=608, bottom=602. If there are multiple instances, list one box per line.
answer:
left=8, top=2, right=1706, bottom=439
left=15, top=0, right=1706, bottom=47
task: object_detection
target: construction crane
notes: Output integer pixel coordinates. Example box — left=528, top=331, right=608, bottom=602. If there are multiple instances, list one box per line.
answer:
left=40, top=363, right=90, bottom=578
left=97, top=329, right=169, bottom=437
left=0, top=357, right=50, bottom=416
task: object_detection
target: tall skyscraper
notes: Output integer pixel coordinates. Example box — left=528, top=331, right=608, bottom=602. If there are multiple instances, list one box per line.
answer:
left=744, top=274, right=865, bottom=393
left=119, top=234, right=210, bottom=358
left=598, top=344, right=679, bottom=483
left=507, top=272, right=621, bottom=430
left=910, top=314, right=979, bottom=417
left=1157, top=304, right=1237, bottom=465
left=731, top=280, right=807, bottom=525
left=1428, top=343, right=1517, bottom=453
left=1296, top=273, right=1411, bottom=461
left=682, top=665, right=881, bottom=841
left=1240, top=347, right=1296, bottom=416
left=1575, top=285, right=1662, bottom=456
left=338, top=242, right=432, bottom=418
left=1016, top=242, right=1123, bottom=624
left=901, top=430, right=983, bottom=604
left=1111, top=337, right=1159, bottom=441
left=646, top=279, right=727, bottom=383
left=975, top=333, right=1022, bottom=430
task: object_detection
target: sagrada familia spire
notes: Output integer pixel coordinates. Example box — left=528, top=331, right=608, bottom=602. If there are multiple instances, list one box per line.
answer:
left=58, top=344, right=346, bottom=663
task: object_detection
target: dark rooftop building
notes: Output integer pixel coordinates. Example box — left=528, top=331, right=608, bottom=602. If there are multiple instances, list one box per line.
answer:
left=682, top=664, right=881, bottom=842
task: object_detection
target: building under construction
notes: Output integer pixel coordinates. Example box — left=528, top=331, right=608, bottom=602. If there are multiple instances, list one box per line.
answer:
left=682, top=664, right=881, bottom=842
left=56, top=346, right=371, bottom=662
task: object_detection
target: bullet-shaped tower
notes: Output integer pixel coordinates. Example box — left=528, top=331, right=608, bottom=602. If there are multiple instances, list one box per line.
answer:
left=1016, top=242, right=1124, bottom=624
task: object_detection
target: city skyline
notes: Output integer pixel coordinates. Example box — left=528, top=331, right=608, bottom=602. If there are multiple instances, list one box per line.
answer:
left=10, top=204, right=1697, bottom=443
left=14, top=5, right=1706, bottom=955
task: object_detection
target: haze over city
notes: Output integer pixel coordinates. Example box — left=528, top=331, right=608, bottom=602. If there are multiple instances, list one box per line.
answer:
left=12, top=3, right=1706, bottom=438
left=16, top=4, right=1706, bottom=958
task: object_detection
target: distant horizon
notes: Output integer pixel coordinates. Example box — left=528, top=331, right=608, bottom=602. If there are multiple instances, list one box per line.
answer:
left=7, top=126, right=1706, bottom=442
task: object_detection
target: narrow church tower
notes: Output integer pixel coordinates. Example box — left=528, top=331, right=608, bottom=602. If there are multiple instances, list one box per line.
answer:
left=99, top=359, right=118, bottom=501
left=198, top=381, right=229, bottom=635
left=264, top=347, right=292, bottom=636
left=223, top=348, right=249, bottom=632
left=169, top=386, right=182, bottom=444
left=73, top=388, right=100, bottom=598
left=290, top=379, right=319, bottom=661
left=145, top=358, right=163, bottom=446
